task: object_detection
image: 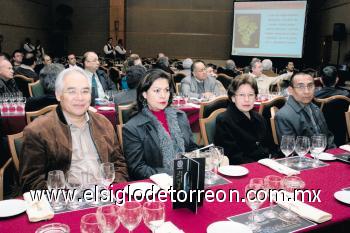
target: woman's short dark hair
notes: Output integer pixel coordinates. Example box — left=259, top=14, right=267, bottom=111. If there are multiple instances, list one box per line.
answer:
left=137, top=69, right=174, bottom=111
left=227, top=74, right=258, bottom=102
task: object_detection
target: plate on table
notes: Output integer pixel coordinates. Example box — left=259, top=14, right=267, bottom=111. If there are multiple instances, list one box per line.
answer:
left=97, top=106, right=115, bottom=111
left=218, top=165, right=249, bottom=177
left=334, top=190, right=350, bottom=204
left=0, top=199, right=27, bottom=217
left=207, top=221, right=252, bottom=233
left=35, top=223, right=70, bottom=233
left=124, top=182, right=160, bottom=196
left=311, top=152, right=336, bottom=161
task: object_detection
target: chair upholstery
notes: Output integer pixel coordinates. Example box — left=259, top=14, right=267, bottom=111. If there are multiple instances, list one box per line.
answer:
left=173, top=73, right=186, bottom=83
left=26, top=104, right=57, bottom=124
left=199, top=96, right=229, bottom=119
left=199, top=108, right=227, bottom=146
left=14, top=74, right=34, bottom=97
left=216, top=74, right=233, bottom=90
left=28, top=80, right=45, bottom=97
left=314, top=95, right=350, bottom=146
left=345, top=106, right=350, bottom=141
left=118, top=102, right=137, bottom=125
left=270, top=106, right=280, bottom=145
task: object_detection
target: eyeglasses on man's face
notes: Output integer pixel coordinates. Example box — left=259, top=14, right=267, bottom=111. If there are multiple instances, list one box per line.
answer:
left=292, top=83, right=315, bottom=90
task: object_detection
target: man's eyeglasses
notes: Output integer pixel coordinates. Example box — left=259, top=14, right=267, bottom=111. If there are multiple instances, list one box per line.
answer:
left=292, top=83, right=315, bottom=90
left=63, top=89, right=91, bottom=96
left=235, top=93, right=256, bottom=99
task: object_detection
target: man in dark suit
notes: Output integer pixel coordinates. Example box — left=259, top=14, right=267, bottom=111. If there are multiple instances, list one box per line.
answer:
left=14, top=52, right=38, bottom=80
left=315, top=66, right=350, bottom=98
left=83, top=51, right=116, bottom=99
left=65, top=53, right=83, bottom=69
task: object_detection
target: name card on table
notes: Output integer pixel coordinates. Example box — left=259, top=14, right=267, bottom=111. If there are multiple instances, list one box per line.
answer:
left=172, top=154, right=205, bottom=213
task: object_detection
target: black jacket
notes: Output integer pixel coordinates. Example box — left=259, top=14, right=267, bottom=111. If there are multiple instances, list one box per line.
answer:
left=214, top=102, right=275, bottom=165
left=314, top=87, right=350, bottom=99
left=123, top=108, right=198, bottom=180
left=96, top=69, right=116, bottom=91
left=0, top=78, right=19, bottom=95
left=25, top=94, right=59, bottom=112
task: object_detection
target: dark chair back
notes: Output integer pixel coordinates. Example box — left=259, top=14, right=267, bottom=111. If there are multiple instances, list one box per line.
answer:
left=199, top=96, right=229, bottom=119
left=14, top=75, right=34, bottom=97
left=216, top=74, right=233, bottom=90
left=173, top=73, right=186, bottom=83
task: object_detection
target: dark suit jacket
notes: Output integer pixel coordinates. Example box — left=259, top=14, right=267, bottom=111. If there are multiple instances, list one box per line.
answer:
left=214, top=102, right=275, bottom=165
left=15, top=67, right=38, bottom=81
left=25, top=94, right=59, bottom=112
left=314, top=87, right=350, bottom=99
left=96, top=69, right=116, bottom=91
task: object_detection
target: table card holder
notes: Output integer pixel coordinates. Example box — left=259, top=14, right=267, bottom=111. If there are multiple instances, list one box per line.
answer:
left=172, top=154, right=205, bottom=213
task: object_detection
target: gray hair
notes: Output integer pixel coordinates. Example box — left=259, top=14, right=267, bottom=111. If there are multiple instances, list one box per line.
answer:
left=250, top=58, right=261, bottom=69
left=55, top=67, right=91, bottom=95
left=225, top=59, right=236, bottom=70
left=182, top=58, right=193, bottom=69
left=39, top=63, right=65, bottom=94
left=262, top=59, right=273, bottom=71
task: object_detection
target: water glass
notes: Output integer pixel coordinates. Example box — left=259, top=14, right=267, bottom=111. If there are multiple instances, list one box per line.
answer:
left=209, top=146, right=224, bottom=173
left=143, top=201, right=165, bottom=233
left=100, top=162, right=115, bottom=189
left=295, top=136, right=310, bottom=168
left=47, top=170, right=66, bottom=211
left=118, top=201, right=143, bottom=233
left=280, top=135, right=295, bottom=165
left=245, top=182, right=265, bottom=231
left=310, top=134, right=327, bottom=166
left=203, top=152, right=215, bottom=184
left=65, top=171, right=83, bottom=210
left=81, top=213, right=104, bottom=233
left=96, top=205, right=120, bottom=233
left=263, top=175, right=282, bottom=218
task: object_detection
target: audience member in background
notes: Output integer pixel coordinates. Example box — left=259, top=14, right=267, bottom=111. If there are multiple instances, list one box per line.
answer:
left=123, top=69, right=197, bottom=180
left=181, top=60, right=226, bottom=99
left=315, top=66, right=349, bottom=98
left=103, top=37, right=115, bottom=61
left=65, top=53, right=82, bottom=69
left=251, top=59, right=291, bottom=94
left=11, top=50, right=23, bottom=70
left=157, top=52, right=165, bottom=59
left=0, top=59, right=19, bottom=94
left=179, top=58, right=193, bottom=77
left=114, top=65, right=146, bottom=105
left=214, top=74, right=275, bottom=165
left=206, top=64, right=217, bottom=78
left=36, top=54, right=52, bottom=74
left=262, top=59, right=278, bottom=77
left=25, top=63, right=64, bottom=111
left=20, top=67, right=128, bottom=192
left=279, top=61, right=298, bottom=75
left=23, top=38, right=35, bottom=53
left=218, top=59, right=239, bottom=78
left=83, top=51, right=116, bottom=99
left=14, top=52, right=38, bottom=80
left=35, top=40, right=45, bottom=60
left=275, top=72, right=335, bottom=148
left=115, top=39, right=127, bottom=61
left=153, top=56, right=174, bottom=74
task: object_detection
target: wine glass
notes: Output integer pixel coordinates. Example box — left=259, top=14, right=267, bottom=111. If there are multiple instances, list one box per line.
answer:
left=279, top=176, right=305, bottom=222
left=310, top=134, right=327, bottom=167
left=81, top=213, right=104, bottom=233
left=82, top=170, right=104, bottom=207
left=47, top=170, right=66, bottom=211
left=118, top=201, right=143, bottom=233
left=209, top=146, right=224, bottom=173
left=96, top=205, right=120, bottom=233
left=295, top=136, right=310, bottom=168
left=280, top=135, right=295, bottom=166
left=65, top=171, right=83, bottom=210
left=143, top=201, right=165, bottom=233
left=263, top=175, right=282, bottom=218
left=100, top=162, right=115, bottom=189
left=245, top=182, right=265, bottom=231
left=248, top=178, right=265, bottom=222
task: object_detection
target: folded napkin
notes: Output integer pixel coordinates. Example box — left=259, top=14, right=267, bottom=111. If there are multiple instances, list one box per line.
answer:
left=23, top=191, right=54, bottom=222
left=155, top=221, right=184, bottom=233
left=340, top=144, right=350, bottom=152
left=258, top=158, right=300, bottom=176
left=150, top=173, right=173, bottom=192
left=275, top=192, right=332, bottom=223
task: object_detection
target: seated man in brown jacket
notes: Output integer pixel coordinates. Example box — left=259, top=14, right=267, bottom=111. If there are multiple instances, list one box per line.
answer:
left=19, top=67, right=128, bottom=192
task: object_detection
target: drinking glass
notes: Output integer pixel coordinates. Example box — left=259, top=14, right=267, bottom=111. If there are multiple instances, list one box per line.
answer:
left=245, top=183, right=265, bottom=231
left=81, top=213, right=104, bottom=233
left=143, top=201, right=165, bottom=233
left=295, top=136, right=310, bottom=168
left=263, top=175, right=282, bottom=218
left=65, top=171, right=83, bottom=210
left=279, top=176, right=305, bottom=222
left=47, top=170, right=66, bottom=211
left=310, top=134, right=327, bottom=167
left=82, top=170, right=104, bottom=207
left=209, top=146, right=224, bottom=173
left=96, top=205, right=120, bottom=233
left=118, top=201, right=143, bottom=233
left=203, top=151, right=215, bottom=184
left=280, top=135, right=295, bottom=166
left=100, top=162, right=115, bottom=189
left=248, top=178, right=265, bottom=222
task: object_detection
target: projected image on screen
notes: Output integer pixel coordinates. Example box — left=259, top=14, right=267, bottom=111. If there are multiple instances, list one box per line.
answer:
left=231, top=1, right=307, bottom=58
left=234, top=14, right=261, bottom=48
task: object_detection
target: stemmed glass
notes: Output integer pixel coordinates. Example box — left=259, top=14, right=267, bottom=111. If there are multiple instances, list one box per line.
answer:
left=295, top=136, right=310, bottom=168
left=263, top=175, right=282, bottom=218
left=279, top=176, right=305, bottom=222
left=249, top=178, right=265, bottom=222
left=203, top=151, right=215, bottom=184
left=280, top=135, right=295, bottom=166
left=81, top=213, right=104, bottom=233
left=118, top=201, right=143, bottom=233
left=47, top=170, right=66, bottom=211
left=100, top=162, right=115, bottom=189
left=65, top=171, right=83, bottom=210
left=245, top=182, right=265, bottom=231
left=143, top=201, right=165, bottom=233
left=96, top=205, right=120, bottom=233
left=209, top=146, right=224, bottom=173
left=310, top=134, right=327, bottom=167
